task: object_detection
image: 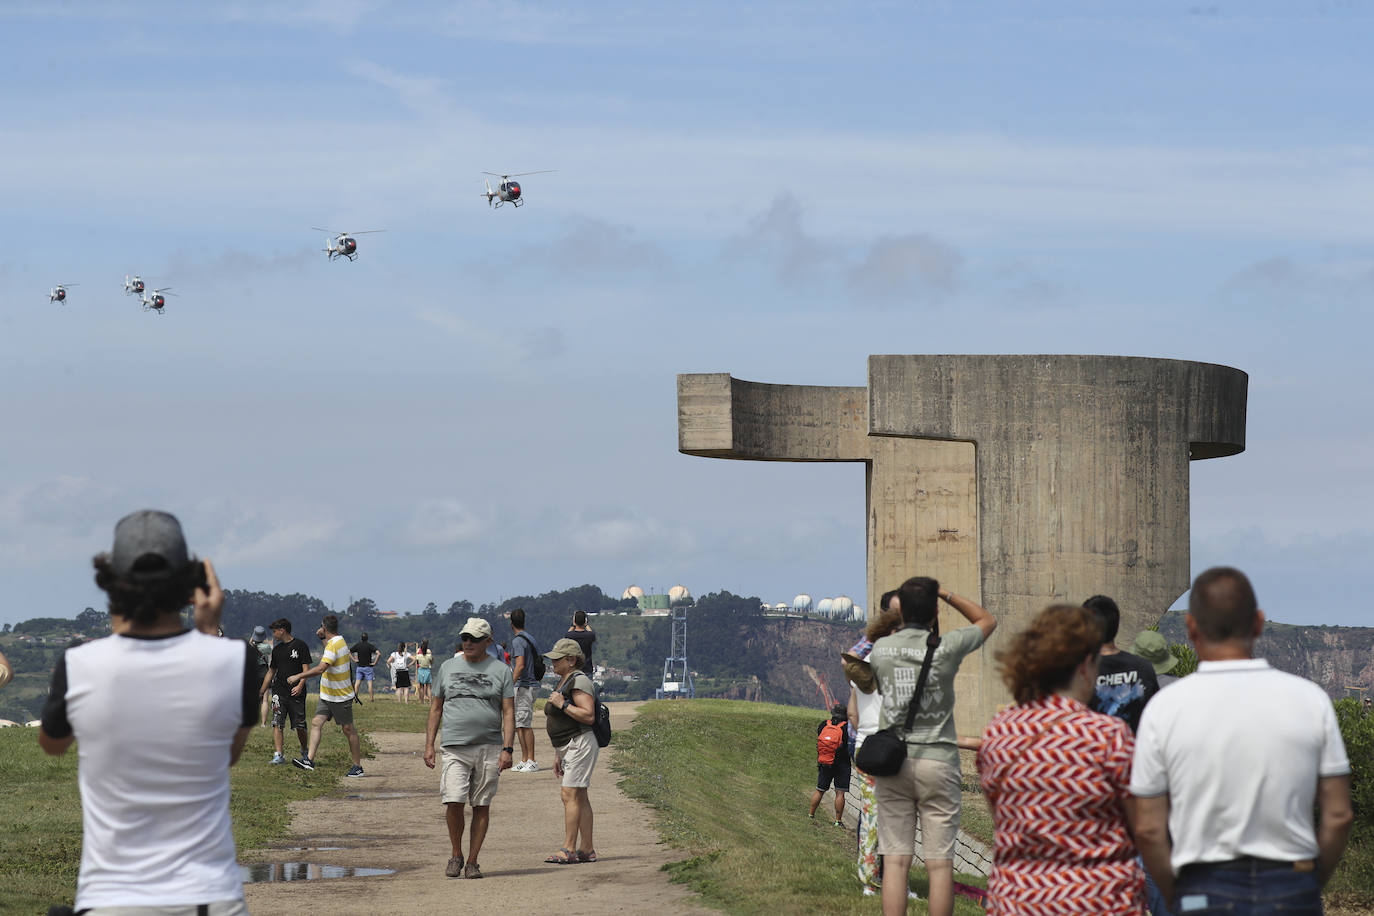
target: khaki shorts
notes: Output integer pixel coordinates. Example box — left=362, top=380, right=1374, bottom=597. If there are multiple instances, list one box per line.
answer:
left=316, top=698, right=354, bottom=727
left=557, top=730, right=600, bottom=788
left=874, top=756, right=961, bottom=861
left=440, top=744, right=501, bottom=806
left=514, top=685, right=537, bottom=728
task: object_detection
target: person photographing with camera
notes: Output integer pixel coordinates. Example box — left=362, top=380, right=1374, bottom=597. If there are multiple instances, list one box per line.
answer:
left=38, top=509, right=255, bottom=916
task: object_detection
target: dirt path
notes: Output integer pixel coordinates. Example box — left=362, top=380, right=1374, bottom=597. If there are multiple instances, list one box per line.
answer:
left=242, top=702, right=713, bottom=915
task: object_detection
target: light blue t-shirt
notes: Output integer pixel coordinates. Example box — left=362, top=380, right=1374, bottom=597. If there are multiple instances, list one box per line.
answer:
left=869, top=624, right=984, bottom=766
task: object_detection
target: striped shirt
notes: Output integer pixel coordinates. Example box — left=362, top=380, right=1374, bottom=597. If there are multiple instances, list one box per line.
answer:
left=978, top=693, right=1143, bottom=915
left=320, top=635, right=354, bottom=701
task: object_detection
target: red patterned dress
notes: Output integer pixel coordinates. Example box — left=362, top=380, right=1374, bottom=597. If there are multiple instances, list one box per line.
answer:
left=978, top=693, right=1144, bottom=915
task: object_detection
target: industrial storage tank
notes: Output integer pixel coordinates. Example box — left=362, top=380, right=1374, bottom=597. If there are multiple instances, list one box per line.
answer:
left=792, top=594, right=812, bottom=613
left=622, top=585, right=645, bottom=600
left=832, top=596, right=854, bottom=619
left=668, top=584, right=692, bottom=605
left=816, top=598, right=833, bottom=617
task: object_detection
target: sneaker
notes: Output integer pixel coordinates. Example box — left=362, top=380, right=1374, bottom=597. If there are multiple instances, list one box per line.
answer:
left=464, top=861, right=483, bottom=879
left=524, top=761, right=539, bottom=773
left=270, top=753, right=285, bottom=765
left=511, top=760, right=528, bottom=772
left=832, top=820, right=843, bottom=827
left=862, top=887, right=877, bottom=897
left=345, top=765, right=364, bottom=778
left=291, top=756, right=314, bottom=771
left=445, top=855, right=464, bottom=878
left=908, top=890, right=922, bottom=900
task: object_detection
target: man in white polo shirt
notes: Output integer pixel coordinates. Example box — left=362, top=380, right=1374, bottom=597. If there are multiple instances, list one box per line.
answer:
left=288, top=613, right=364, bottom=776
left=39, top=509, right=255, bottom=916
left=1132, top=566, right=1353, bottom=914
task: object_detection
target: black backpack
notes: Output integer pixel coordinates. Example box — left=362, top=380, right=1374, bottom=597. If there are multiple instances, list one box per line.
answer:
left=518, top=633, right=546, bottom=681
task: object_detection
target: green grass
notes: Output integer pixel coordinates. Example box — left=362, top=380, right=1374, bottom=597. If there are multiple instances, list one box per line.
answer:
left=0, top=694, right=389, bottom=915
left=612, top=699, right=988, bottom=915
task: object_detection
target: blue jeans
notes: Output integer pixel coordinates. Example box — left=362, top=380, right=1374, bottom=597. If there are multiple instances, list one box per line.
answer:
left=1173, top=861, right=1322, bottom=915
left=1141, top=855, right=1176, bottom=916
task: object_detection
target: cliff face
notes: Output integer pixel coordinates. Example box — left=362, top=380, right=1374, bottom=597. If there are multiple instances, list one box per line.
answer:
left=1155, top=613, right=1373, bottom=700
left=737, top=615, right=1374, bottom=715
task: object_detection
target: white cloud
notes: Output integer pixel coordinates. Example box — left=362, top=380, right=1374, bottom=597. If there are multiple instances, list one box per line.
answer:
left=847, top=233, right=963, bottom=303
left=402, top=498, right=483, bottom=547
left=204, top=509, right=342, bottom=568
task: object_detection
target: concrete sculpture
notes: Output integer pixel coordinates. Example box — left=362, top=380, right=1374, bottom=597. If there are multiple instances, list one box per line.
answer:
left=678, top=355, right=1247, bottom=731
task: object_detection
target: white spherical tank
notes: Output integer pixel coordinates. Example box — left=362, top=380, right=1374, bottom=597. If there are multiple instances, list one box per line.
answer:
left=622, top=585, right=645, bottom=600
left=792, top=593, right=812, bottom=612
left=817, top=598, right=833, bottom=616
left=852, top=604, right=865, bottom=621
left=832, top=596, right=854, bottom=618
left=668, top=584, right=692, bottom=605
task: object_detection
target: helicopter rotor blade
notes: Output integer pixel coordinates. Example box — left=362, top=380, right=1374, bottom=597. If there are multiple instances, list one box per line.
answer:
left=506, top=170, right=557, bottom=177
left=349, top=230, right=386, bottom=235
left=310, top=227, right=337, bottom=234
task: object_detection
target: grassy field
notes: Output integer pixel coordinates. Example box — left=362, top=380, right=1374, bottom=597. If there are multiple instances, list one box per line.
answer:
left=0, top=694, right=390, bottom=915
left=613, top=699, right=990, bottom=915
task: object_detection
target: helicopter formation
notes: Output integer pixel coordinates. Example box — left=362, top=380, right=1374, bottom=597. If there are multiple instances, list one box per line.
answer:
left=47, top=171, right=554, bottom=308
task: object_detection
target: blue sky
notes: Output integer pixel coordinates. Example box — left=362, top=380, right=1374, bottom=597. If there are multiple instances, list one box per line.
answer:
left=1, top=1, right=1371, bottom=628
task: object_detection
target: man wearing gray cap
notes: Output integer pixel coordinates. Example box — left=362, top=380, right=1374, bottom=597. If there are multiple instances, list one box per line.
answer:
left=424, top=617, right=515, bottom=879
left=38, top=510, right=255, bottom=916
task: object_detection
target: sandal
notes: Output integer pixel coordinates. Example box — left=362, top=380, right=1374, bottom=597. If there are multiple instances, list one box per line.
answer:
left=576, top=849, right=597, bottom=863
left=544, top=847, right=577, bottom=864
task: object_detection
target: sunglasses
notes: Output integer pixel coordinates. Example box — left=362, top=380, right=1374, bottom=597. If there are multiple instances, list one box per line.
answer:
left=460, top=634, right=487, bottom=643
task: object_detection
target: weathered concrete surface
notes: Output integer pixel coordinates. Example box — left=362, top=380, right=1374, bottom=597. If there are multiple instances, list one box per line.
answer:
left=678, top=356, right=1247, bottom=732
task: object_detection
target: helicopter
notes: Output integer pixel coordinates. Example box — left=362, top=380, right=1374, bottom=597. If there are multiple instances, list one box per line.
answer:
left=313, top=228, right=385, bottom=262
left=124, top=274, right=148, bottom=296
left=482, top=170, right=555, bottom=208
left=49, top=283, right=78, bottom=303
left=139, top=288, right=174, bottom=313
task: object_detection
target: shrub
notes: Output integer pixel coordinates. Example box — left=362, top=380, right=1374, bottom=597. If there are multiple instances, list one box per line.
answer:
left=1334, top=698, right=1374, bottom=837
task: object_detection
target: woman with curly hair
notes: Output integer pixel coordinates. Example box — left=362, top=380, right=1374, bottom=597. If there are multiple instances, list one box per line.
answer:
left=977, top=604, right=1145, bottom=915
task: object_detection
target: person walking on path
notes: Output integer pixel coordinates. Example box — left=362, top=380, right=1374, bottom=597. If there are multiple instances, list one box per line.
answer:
left=425, top=617, right=515, bottom=879
left=510, top=607, right=541, bottom=771
left=388, top=641, right=414, bottom=703
left=38, top=509, right=254, bottom=915
left=543, top=638, right=601, bottom=864
left=979, top=604, right=1144, bottom=915
left=565, top=610, right=597, bottom=675
left=351, top=630, right=381, bottom=701
left=869, top=576, right=997, bottom=916
left=288, top=614, right=364, bottom=776
left=809, top=703, right=851, bottom=827
left=1131, top=566, right=1353, bottom=914
left=262, top=617, right=312, bottom=765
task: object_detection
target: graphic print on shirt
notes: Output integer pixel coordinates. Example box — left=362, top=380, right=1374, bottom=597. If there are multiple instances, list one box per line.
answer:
left=883, top=665, right=946, bottom=724
left=1094, top=670, right=1144, bottom=719
left=448, top=671, right=496, bottom=698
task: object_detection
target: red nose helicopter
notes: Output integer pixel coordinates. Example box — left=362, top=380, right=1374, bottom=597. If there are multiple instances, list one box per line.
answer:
left=124, top=274, right=148, bottom=296
left=482, top=170, right=555, bottom=209
left=139, top=287, right=174, bottom=314
left=49, top=283, right=78, bottom=303
left=314, top=228, right=386, bottom=262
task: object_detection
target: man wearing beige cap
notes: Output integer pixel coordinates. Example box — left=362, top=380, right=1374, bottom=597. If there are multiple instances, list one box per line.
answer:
left=425, top=617, right=515, bottom=879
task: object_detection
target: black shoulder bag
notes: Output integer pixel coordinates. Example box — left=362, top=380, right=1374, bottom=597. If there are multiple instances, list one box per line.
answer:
left=854, top=634, right=939, bottom=777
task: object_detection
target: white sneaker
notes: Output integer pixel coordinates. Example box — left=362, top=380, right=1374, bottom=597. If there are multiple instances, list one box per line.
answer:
left=514, top=760, right=532, bottom=772
left=524, top=761, right=540, bottom=772
left=862, top=887, right=877, bottom=897
left=908, top=890, right=922, bottom=900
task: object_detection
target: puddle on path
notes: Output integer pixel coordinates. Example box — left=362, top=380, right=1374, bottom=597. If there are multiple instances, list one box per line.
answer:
left=241, top=863, right=395, bottom=883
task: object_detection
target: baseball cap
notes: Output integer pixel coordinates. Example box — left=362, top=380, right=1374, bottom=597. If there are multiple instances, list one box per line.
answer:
left=251, top=625, right=268, bottom=641
left=543, top=637, right=584, bottom=661
left=110, top=509, right=191, bottom=580
left=459, top=617, right=492, bottom=640
left=1130, top=630, right=1178, bottom=675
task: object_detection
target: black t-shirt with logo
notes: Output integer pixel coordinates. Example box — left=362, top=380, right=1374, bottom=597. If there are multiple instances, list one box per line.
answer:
left=269, top=637, right=312, bottom=695
left=351, top=640, right=379, bottom=667
left=1089, top=649, right=1160, bottom=733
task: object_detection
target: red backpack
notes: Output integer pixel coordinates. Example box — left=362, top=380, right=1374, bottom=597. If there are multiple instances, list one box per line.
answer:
left=817, top=720, right=846, bottom=765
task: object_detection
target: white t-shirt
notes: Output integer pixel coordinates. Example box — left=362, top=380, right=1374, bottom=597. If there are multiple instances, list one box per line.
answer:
left=41, top=631, right=254, bottom=909
left=850, top=678, right=884, bottom=752
left=1131, top=658, right=1350, bottom=873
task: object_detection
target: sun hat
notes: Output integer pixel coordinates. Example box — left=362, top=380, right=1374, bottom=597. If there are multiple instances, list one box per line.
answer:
left=1130, top=630, right=1178, bottom=675
left=543, top=637, right=585, bottom=661
left=459, top=617, right=493, bottom=640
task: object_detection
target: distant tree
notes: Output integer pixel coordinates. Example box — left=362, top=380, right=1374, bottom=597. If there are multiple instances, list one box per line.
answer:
left=1334, top=698, right=1374, bottom=839
left=423, top=602, right=439, bottom=618
left=478, top=602, right=498, bottom=616
left=2, top=623, right=9, bottom=634
left=76, top=607, right=107, bottom=634
left=445, top=599, right=474, bottom=620
left=346, top=597, right=381, bottom=630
